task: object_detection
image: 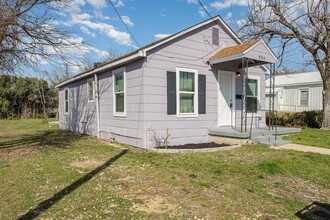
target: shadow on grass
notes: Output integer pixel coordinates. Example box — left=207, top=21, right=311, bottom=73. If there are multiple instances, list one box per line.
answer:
left=17, top=149, right=128, bottom=220
left=296, top=201, right=330, bottom=220
left=0, top=129, right=82, bottom=149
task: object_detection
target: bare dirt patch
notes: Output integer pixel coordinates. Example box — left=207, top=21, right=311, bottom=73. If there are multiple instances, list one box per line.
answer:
left=0, top=146, right=40, bottom=161
left=133, top=195, right=178, bottom=214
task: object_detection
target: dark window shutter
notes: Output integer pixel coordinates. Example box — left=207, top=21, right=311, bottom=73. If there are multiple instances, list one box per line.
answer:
left=198, top=74, right=206, bottom=114
left=212, top=27, right=219, bottom=45
left=167, top=71, right=176, bottom=115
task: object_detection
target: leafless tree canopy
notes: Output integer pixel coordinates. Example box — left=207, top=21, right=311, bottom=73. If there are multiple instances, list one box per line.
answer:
left=0, top=0, right=83, bottom=74
left=240, top=0, right=330, bottom=128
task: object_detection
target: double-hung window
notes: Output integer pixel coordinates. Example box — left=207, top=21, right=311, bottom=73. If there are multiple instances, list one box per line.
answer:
left=246, top=79, right=258, bottom=113
left=113, top=67, right=126, bottom=116
left=299, top=89, right=309, bottom=106
left=64, top=88, right=69, bottom=114
left=87, top=80, right=94, bottom=102
left=177, top=68, right=198, bottom=116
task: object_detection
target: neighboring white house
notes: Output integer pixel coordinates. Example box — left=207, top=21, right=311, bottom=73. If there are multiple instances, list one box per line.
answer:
left=265, top=71, right=323, bottom=112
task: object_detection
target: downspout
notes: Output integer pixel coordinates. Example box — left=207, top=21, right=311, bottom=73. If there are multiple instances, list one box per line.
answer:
left=94, top=73, right=100, bottom=138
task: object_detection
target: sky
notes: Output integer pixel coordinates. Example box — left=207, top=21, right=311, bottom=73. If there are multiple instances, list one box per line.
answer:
left=37, top=0, right=315, bottom=75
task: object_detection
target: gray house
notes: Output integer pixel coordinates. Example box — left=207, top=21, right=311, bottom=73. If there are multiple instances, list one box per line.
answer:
left=56, top=16, right=277, bottom=148
left=265, top=72, right=323, bottom=112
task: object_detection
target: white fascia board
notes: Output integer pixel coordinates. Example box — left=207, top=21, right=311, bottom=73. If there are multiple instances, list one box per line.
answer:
left=55, top=50, right=145, bottom=88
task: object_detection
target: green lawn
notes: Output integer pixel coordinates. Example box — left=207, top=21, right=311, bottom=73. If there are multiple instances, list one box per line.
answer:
left=0, top=120, right=329, bottom=219
left=284, top=128, right=330, bottom=149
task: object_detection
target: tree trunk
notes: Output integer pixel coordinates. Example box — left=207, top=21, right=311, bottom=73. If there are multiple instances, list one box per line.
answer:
left=322, top=67, right=330, bottom=129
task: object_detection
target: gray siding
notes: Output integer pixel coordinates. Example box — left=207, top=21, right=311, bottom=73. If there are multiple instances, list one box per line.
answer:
left=59, top=59, right=145, bottom=147
left=59, top=77, right=97, bottom=136
left=97, top=60, right=145, bottom=147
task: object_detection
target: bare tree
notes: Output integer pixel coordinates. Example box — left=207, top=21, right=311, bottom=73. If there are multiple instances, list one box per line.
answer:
left=0, top=0, right=83, bottom=74
left=43, top=66, right=72, bottom=87
left=240, top=0, right=330, bottom=129
left=79, top=48, right=124, bottom=71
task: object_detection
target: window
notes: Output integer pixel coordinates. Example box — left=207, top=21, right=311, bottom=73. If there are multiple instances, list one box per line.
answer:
left=64, top=88, right=69, bottom=114
left=113, top=67, right=126, bottom=116
left=176, top=68, right=198, bottom=116
left=246, top=79, right=258, bottom=113
left=212, top=27, right=219, bottom=45
left=299, top=89, right=309, bottom=106
left=87, top=80, right=94, bottom=102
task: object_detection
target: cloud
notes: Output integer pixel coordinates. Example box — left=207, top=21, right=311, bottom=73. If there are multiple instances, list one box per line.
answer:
left=66, top=0, right=86, bottom=13
left=235, top=19, right=246, bottom=28
left=66, top=11, right=132, bottom=45
left=121, top=16, right=134, bottom=26
left=112, top=0, right=124, bottom=7
left=86, top=0, right=106, bottom=8
left=211, top=0, right=249, bottom=10
left=187, top=0, right=198, bottom=4
left=160, top=9, right=166, bottom=17
left=80, top=20, right=132, bottom=45
left=86, top=0, right=106, bottom=9
left=198, top=5, right=208, bottom=17
left=80, top=26, right=96, bottom=37
left=226, top=12, right=233, bottom=19
left=154, top=34, right=171, bottom=40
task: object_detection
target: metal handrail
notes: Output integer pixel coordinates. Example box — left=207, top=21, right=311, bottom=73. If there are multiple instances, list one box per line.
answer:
left=256, top=108, right=278, bottom=141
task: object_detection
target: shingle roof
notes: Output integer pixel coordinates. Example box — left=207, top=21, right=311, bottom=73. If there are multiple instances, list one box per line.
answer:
left=209, top=39, right=260, bottom=61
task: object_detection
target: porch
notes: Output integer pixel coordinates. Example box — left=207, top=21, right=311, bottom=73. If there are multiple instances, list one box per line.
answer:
left=207, top=39, right=300, bottom=146
left=209, top=127, right=301, bottom=147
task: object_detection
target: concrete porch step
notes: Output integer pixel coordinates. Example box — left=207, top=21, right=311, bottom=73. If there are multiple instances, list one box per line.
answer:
left=209, top=127, right=299, bottom=147
left=252, top=135, right=291, bottom=147
left=260, top=140, right=291, bottom=147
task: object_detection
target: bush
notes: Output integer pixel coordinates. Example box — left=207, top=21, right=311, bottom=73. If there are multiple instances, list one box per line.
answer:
left=266, top=110, right=323, bottom=128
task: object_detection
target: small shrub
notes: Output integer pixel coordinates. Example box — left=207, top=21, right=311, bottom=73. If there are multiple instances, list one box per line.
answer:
left=266, top=110, right=323, bottom=128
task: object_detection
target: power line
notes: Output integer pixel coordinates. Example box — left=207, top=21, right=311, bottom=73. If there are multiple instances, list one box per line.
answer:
left=197, top=0, right=216, bottom=23
left=107, top=0, right=143, bottom=50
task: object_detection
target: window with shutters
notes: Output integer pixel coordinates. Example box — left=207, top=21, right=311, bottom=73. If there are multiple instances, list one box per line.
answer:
left=246, top=78, right=259, bottom=113
left=87, top=79, right=94, bottom=102
left=176, top=68, right=198, bottom=117
left=64, top=88, right=69, bottom=114
left=299, top=89, right=309, bottom=106
left=113, top=67, right=126, bottom=117
left=212, top=27, right=219, bottom=45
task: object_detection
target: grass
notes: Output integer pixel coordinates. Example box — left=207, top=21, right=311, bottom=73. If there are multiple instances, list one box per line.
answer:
left=0, top=119, right=329, bottom=219
left=284, top=128, right=330, bottom=149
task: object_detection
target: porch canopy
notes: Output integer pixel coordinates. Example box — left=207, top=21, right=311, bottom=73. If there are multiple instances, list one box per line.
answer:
left=208, top=39, right=277, bottom=69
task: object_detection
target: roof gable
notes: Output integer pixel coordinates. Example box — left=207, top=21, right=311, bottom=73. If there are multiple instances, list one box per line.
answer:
left=56, top=16, right=242, bottom=88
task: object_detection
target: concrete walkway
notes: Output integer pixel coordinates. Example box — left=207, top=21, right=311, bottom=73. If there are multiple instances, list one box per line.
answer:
left=278, top=144, right=330, bottom=155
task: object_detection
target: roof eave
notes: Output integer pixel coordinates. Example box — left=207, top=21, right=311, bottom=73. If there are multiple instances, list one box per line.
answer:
left=55, top=50, right=146, bottom=88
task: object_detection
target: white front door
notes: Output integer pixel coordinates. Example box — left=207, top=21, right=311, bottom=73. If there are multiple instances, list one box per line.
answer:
left=218, top=71, right=235, bottom=126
